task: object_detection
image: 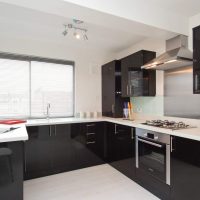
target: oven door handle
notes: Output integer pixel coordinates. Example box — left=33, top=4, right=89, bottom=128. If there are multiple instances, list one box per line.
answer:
left=138, top=138, right=163, bottom=148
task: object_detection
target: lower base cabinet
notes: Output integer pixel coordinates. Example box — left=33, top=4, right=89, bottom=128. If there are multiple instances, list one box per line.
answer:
left=107, top=123, right=136, bottom=180
left=25, top=125, right=53, bottom=179
left=25, top=122, right=106, bottom=180
left=24, top=122, right=200, bottom=200
left=171, top=136, right=200, bottom=200
left=0, top=142, right=23, bottom=200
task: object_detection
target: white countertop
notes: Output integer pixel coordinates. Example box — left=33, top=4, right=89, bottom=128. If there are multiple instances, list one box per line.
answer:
left=26, top=117, right=200, bottom=142
left=1, top=116, right=200, bottom=143
left=0, top=124, right=28, bottom=143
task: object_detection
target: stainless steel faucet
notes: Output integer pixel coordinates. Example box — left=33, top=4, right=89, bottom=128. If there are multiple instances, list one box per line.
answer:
left=46, top=103, right=51, bottom=119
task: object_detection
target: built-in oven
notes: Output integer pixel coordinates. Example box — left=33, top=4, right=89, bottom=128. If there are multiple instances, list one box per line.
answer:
left=136, top=128, right=171, bottom=185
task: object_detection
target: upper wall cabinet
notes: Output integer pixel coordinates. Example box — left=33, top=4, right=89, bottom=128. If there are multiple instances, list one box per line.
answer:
left=102, top=60, right=128, bottom=118
left=121, top=50, right=156, bottom=97
left=193, top=26, right=200, bottom=94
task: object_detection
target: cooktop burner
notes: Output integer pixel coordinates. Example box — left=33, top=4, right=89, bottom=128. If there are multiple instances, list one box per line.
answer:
left=142, top=120, right=194, bottom=130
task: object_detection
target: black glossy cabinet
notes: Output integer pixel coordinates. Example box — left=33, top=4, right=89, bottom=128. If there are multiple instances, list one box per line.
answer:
left=25, top=125, right=71, bottom=179
left=52, top=125, right=74, bottom=173
left=193, top=26, right=200, bottom=94
left=71, top=122, right=105, bottom=169
left=102, top=60, right=128, bottom=118
left=25, top=125, right=57, bottom=179
left=107, top=123, right=136, bottom=180
left=25, top=123, right=106, bottom=180
left=0, top=142, right=23, bottom=200
left=121, top=50, right=156, bottom=97
left=171, top=136, right=200, bottom=200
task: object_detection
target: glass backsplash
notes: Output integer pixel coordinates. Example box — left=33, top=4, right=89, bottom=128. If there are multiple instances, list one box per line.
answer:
left=131, top=96, right=164, bottom=116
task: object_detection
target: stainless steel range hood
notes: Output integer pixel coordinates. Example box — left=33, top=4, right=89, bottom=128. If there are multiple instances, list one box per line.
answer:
left=141, top=35, right=193, bottom=70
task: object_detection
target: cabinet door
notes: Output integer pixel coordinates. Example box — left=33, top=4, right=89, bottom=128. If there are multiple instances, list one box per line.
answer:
left=121, top=56, right=130, bottom=97
left=171, top=136, right=200, bottom=200
left=81, top=122, right=105, bottom=167
left=193, top=26, right=200, bottom=70
left=107, top=123, right=136, bottom=180
left=102, top=62, right=115, bottom=117
left=95, top=122, right=106, bottom=161
left=70, top=123, right=104, bottom=170
left=121, top=53, right=143, bottom=97
left=52, top=124, right=73, bottom=173
left=193, top=27, right=200, bottom=93
left=25, top=126, right=53, bottom=179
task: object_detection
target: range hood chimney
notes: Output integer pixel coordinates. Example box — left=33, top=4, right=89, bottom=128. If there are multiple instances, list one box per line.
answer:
left=141, top=35, right=193, bottom=70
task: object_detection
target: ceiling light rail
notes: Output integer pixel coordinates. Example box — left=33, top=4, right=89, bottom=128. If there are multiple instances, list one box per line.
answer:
left=62, top=20, right=88, bottom=40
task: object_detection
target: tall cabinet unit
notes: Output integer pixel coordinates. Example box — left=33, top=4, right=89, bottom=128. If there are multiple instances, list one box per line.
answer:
left=102, top=60, right=128, bottom=118
left=121, top=50, right=156, bottom=97
left=193, top=26, right=200, bottom=94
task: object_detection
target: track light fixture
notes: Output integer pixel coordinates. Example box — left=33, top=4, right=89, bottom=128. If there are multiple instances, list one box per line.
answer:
left=62, top=25, right=68, bottom=36
left=62, top=19, right=88, bottom=40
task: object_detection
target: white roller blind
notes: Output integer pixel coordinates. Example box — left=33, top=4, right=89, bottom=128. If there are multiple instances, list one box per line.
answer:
left=0, top=58, right=30, bottom=118
left=31, top=61, right=74, bottom=117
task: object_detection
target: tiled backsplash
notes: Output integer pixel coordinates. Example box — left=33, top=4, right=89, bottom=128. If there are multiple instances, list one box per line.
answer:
left=131, top=96, right=164, bottom=116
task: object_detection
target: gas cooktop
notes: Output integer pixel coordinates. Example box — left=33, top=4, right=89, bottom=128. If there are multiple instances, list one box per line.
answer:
left=142, top=120, right=195, bottom=130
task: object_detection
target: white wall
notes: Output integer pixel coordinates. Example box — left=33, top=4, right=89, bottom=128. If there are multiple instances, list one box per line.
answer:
left=0, top=36, right=112, bottom=114
left=189, top=12, right=200, bottom=50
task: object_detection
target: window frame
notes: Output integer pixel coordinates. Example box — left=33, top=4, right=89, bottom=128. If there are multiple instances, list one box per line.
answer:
left=0, top=51, right=75, bottom=119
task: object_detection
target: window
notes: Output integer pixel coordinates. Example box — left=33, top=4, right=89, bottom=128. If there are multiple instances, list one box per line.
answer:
left=31, top=61, right=74, bottom=118
left=0, top=55, right=74, bottom=118
left=0, top=58, right=30, bottom=118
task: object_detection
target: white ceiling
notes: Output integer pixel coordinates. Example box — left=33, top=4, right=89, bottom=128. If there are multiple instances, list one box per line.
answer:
left=0, top=2, right=148, bottom=53
left=0, top=0, right=191, bottom=54
left=150, top=0, right=200, bottom=17
left=63, top=0, right=200, bottom=18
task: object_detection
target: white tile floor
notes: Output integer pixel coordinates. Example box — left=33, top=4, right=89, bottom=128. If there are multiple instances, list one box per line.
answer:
left=24, top=164, right=160, bottom=200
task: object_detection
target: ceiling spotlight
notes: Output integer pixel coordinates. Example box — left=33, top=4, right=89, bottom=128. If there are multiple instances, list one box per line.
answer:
left=74, top=32, right=81, bottom=39
left=63, top=30, right=68, bottom=36
left=62, top=20, right=88, bottom=40
left=62, top=25, right=68, bottom=36
left=83, top=33, right=88, bottom=41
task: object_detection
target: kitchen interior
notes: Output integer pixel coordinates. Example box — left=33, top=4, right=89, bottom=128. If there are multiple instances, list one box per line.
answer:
left=0, top=1, right=200, bottom=200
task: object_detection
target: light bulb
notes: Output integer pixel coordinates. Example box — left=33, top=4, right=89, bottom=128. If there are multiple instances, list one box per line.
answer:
left=74, top=32, right=80, bottom=39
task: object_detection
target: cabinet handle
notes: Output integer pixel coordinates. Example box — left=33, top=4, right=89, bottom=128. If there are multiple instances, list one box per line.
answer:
left=86, top=124, right=95, bottom=127
left=55, top=126, right=57, bottom=136
left=86, top=141, right=96, bottom=144
left=49, top=126, right=52, bottom=137
left=24, top=142, right=27, bottom=172
left=131, top=128, right=134, bottom=140
left=111, top=104, right=115, bottom=114
left=138, top=138, right=163, bottom=148
left=171, top=136, right=174, bottom=152
left=115, top=124, right=118, bottom=134
left=195, top=74, right=199, bottom=91
left=86, top=132, right=96, bottom=136
left=127, top=85, right=129, bottom=95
